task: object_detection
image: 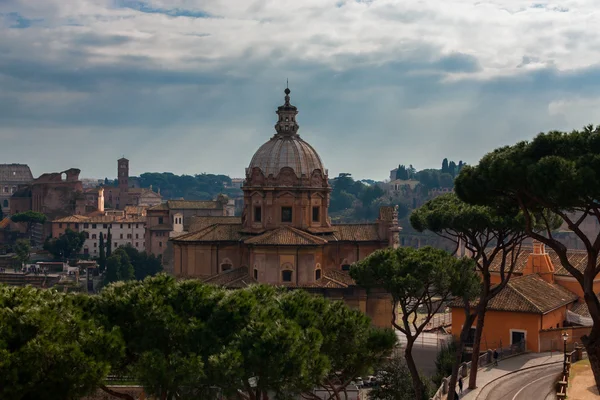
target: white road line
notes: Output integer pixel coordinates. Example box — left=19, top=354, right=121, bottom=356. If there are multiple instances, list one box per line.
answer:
left=511, top=373, right=556, bottom=400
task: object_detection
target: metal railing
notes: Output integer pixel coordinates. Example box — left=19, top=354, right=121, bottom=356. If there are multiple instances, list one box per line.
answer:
left=430, top=341, right=526, bottom=400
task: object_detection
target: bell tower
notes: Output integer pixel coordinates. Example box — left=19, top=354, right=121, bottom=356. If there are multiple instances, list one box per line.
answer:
left=118, top=157, right=129, bottom=209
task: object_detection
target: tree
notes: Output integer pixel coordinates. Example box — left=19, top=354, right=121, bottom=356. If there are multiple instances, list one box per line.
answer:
left=369, top=354, right=432, bottom=400
left=0, top=206, right=4, bottom=221
left=454, top=125, right=600, bottom=391
left=98, top=233, right=106, bottom=272
left=350, top=247, right=479, bottom=400
left=433, top=339, right=457, bottom=387
left=120, top=244, right=163, bottom=280
left=448, top=161, right=457, bottom=177
left=44, top=229, right=86, bottom=261
left=439, top=173, right=454, bottom=188
left=0, top=286, right=123, bottom=400
left=280, top=291, right=397, bottom=400
left=410, top=194, right=550, bottom=397
left=396, top=165, right=409, bottom=180
left=14, top=239, right=30, bottom=267
left=104, top=248, right=134, bottom=284
left=106, top=226, right=112, bottom=257
left=10, top=211, right=47, bottom=243
left=441, top=158, right=449, bottom=174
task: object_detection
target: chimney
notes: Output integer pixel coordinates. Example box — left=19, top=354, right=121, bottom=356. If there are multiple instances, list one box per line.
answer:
left=98, top=188, right=105, bottom=213
left=524, top=240, right=555, bottom=283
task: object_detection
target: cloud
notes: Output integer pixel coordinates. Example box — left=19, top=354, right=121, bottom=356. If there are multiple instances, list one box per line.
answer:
left=0, top=0, right=599, bottom=180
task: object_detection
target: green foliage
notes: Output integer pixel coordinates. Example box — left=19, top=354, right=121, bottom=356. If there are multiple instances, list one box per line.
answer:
left=98, top=234, right=106, bottom=272
left=104, top=248, right=134, bottom=284
left=137, top=172, right=237, bottom=200
left=13, top=239, right=30, bottom=265
left=43, top=229, right=86, bottom=260
left=395, top=165, right=409, bottom=180
left=93, top=276, right=395, bottom=400
left=433, top=340, right=457, bottom=386
left=119, top=244, right=163, bottom=281
left=369, top=354, right=433, bottom=400
left=351, top=247, right=479, bottom=399
left=0, top=286, right=123, bottom=400
left=106, top=228, right=112, bottom=258
left=10, top=211, right=47, bottom=226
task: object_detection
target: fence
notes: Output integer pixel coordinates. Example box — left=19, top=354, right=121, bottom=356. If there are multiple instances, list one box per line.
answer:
left=430, top=341, right=526, bottom=400
left=539, top=326, right=592, bottom=352
left=396, top=331, right=453, bottom=350
left=556, top=345, right=584, bottom=399
left=425, top=313, right=452, bottom=331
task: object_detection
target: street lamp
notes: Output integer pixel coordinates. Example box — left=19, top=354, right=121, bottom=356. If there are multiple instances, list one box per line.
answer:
left=562, top=332, right=569, bottom=374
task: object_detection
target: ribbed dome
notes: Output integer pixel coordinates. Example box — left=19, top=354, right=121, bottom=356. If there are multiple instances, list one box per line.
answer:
left=249, top=135, right=325, bottom=178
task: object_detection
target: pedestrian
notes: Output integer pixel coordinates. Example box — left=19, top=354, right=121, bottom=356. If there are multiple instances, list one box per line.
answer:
left=458, top=376, right=463, bottom=395
left=493, top=349, right=499, bottom=366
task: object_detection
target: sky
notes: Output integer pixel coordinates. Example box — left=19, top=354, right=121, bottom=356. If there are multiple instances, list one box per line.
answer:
left=1, top=0, right=599, bottom=181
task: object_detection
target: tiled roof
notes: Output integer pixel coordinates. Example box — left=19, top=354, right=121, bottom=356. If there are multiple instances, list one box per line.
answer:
left=167, top=200, right=221, bottom=210
left=487, top=247, right=531, bottom=274
left=245, top=226, right=327, bottom=246
left=326, top=224, right=382, bottom=242
left=202, top=267, right=354, bottom=289
left=203, top=266, right=257, bottom=287
left=148, top=203, right=169, bottom=211
left=52, top=215, right=91, bottom=223
left=124, top=206, right=147, bottom=216
left=450, top=274, right=578, bottom=314
left=52, top=215, right=146, bottom=224
left=488, top=246, right=597, bottom=277
left=172, top=224, right=246, bottom=242
left=0, top=217, right=10, bottom=229
left=189, top=216, right=241, bottom=232
left=570, top=301, right=591, bottom=318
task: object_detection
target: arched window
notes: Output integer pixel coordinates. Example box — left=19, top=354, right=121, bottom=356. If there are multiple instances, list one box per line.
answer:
left=315, top=269, right=321, bottom=280
left=220, top=258, right=233, bottom=272
left=253, top=268, right=258, bottom=280
left=282, top=270, right=293, bottom=282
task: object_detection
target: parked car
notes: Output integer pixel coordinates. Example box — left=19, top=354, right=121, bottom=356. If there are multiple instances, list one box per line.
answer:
left=364, top=376, right=377, bottom=387
left=354, top=377, right=364, bottom=388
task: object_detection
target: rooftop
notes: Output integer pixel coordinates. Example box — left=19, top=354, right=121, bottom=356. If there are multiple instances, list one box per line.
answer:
left=450, top=274, right=578, bottom=314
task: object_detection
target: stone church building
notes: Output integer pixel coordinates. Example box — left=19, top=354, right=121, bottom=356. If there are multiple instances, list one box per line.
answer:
left=171, top=89, right=400, bottom=327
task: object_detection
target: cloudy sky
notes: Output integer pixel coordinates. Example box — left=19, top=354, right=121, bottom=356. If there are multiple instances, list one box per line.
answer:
left=1, top=0, right=599, bottom=181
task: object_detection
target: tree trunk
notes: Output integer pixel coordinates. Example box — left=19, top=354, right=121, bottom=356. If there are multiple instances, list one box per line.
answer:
left=468, top=302, right=488, bottom=389
left=404, top=340, right=424, bottom=400
left=448, top=313, right=476, bottom=400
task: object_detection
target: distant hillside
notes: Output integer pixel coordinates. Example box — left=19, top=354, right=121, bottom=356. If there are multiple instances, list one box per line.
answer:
left=132, top=172, right=241, bottom=201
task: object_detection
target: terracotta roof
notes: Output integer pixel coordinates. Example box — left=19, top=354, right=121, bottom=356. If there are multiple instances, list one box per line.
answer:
left=148, top=203, right=169, bottom=211
left=570, top=301, right=591, bottom=318
left=167, top=200, right=221, bottom=210
left=124, top=206, right=147, bottom=216
left=450, top=274, right=578, bottom=314
left=0, top=217, right=10, bottom=229
left=52, top=215, right=91, bottom=223
left=202, top=267, right=354, bottom=289
left=203, top=266, right=257, bottom=287
left=172, top=224, right=246, bottom=242
left=488, top=246, right=598, bottom=277
left=189, top=216, right=241, bottom=232
left=326, top=224, right=382, bottom=242
left=52, top=215, right=146, bottom=224
left=245, top=226, right=327, bottom=246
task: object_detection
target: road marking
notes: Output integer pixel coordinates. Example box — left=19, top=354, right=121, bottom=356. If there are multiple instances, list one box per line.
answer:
left=511, top=373, right=556, bottom=400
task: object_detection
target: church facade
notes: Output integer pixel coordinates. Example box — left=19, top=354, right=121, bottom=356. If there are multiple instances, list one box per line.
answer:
left=171, top=89, right=400, bottom=327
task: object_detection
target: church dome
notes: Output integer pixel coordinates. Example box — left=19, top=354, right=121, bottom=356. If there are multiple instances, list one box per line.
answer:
left=247, top=88, right=326, bottom=179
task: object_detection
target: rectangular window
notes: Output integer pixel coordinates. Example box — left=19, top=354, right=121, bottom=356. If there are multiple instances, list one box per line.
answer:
left=92, top=224, right=97, bottom=229
left=120, top=224, right=123, bottom=229
left=312, top=206, right=320, bottom=222
left=136, top=234, right=139, bottom=239
left=94, top=243, right=97, bottom=248
left=128, top=224, right=131, bottom=229
left=159, top=242, right=162, bottom=247
left=74, top=223, right=79, bottom=229
left=103, top=224, right=107, bottom=229
left=120, top=234, right=123, bottom=239
left=281, top=207, right=292, bottom=223
left=59, top=223, right=63, bottom=228
left=254, top=206, right=262, bottom=223
left=136, top=224, right=139, bottom=229
left=127, top=234, right=131, bottom=239
left=136, top=242, right=139, bottom=247
left=84, top=223, right=89, bottom=229
left=114, top=242, right=117, bottom=248
left=158, top=217, right=164, bottom=225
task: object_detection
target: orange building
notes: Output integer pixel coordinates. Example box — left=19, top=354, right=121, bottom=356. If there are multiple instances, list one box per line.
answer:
left=170, top=89, right=400, bottom=328
left=451, top=243, right=597, bottom=352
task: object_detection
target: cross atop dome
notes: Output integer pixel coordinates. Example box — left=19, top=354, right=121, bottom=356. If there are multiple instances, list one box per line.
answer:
left=275, top=87, right=299, bottom=136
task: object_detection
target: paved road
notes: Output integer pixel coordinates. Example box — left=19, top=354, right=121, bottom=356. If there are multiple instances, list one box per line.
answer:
left=477, top=363, right=562, bottom=400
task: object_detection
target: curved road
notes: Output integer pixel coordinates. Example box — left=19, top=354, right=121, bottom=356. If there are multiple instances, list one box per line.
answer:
left=477, top=363, right=563, bottom=400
